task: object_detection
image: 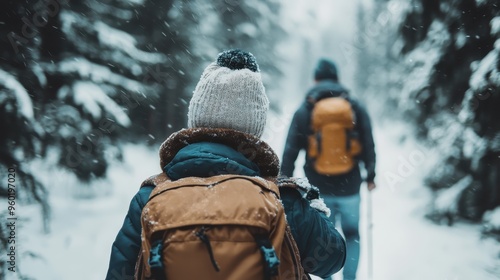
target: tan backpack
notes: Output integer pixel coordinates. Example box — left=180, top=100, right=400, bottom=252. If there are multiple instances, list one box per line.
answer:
left=135, top=174, right=308, bottom=280
left=308, top=97, right=362, bottom=175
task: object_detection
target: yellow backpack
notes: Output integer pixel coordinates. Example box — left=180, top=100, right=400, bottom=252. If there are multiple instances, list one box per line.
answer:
left=308, top=97, right=362, bottom=175
left=135, top=174, right=308, bottom=280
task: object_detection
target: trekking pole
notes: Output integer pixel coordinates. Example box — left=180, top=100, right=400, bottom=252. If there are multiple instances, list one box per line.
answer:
left=367, top=189, right=374, bottom=280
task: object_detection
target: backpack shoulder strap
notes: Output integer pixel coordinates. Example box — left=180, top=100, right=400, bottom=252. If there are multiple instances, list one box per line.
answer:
left=277, top=225, right=309, bottom=280
left=136, top=173, right=168, bottom=280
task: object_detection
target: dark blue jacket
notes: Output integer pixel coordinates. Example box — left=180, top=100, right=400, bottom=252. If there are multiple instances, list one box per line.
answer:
left=281, top=80, right=376, bottom=196
left=106, top=129, right=345, bottom=279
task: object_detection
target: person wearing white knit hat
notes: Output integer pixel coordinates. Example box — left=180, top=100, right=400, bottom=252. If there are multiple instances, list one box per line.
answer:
left=187, top=49, right=269, bottom=138
left=106, top=49, right=346, bottom=280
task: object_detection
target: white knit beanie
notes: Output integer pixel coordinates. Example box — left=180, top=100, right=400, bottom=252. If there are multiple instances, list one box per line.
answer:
left=187, top=50, right=269, bottom=138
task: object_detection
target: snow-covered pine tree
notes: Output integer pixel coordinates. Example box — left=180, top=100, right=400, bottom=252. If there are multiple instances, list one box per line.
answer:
left=356, top=0, right=500, bottom=224
left=38, top=0, right=168, bottom=180
left=0, top=1, right=50, bottom=276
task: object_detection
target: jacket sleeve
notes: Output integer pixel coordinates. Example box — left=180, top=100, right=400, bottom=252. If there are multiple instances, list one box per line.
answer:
left=280, top=187, right=346, bottom=278
left=354, top=101, right=376, bottom=182
left=105, top=186, right=154, bottom=280
left=281, top=106, right=309, bottom=177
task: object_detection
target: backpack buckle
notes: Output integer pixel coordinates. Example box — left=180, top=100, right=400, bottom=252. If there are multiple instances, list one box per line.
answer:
left=256, top=237, right=280, bottom=278
left=149, top=239, right=164, bottom=275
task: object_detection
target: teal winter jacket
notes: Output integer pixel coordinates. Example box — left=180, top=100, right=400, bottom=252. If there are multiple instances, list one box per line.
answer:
left=106, top=128, right=346, bottom=279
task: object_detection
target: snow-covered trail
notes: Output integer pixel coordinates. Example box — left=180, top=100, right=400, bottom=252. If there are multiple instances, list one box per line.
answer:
left=16, top=115, right=500, bottom=280
left=350, top=121, right=500, bottom=280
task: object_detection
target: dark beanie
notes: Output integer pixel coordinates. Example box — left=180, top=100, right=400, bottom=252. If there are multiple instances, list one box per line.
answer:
left=314, top=59, right=339, bottom=81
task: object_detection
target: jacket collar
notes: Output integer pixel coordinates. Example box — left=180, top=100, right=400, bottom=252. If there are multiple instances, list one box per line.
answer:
left=306, top=80, right=349, bottom=104
left=164, top=142, right=261, bottom=180
left=159, top=128, right=280, bottom=178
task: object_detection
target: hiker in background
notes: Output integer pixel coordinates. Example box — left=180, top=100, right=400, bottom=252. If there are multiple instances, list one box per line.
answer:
left=106, top=50, right=346, bottom=280
left=281, top=58, right=376, bottom=280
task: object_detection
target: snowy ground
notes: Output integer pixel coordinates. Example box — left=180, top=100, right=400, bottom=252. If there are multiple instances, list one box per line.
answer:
left=348, top=120, right=500, bottom=280
left=15, top=144, right=159, bottom=280
left=12, top=114, right=500, bottom=280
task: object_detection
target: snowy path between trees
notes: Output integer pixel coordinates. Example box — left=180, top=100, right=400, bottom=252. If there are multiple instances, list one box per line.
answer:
left=16, top=117, right=500, bottom=280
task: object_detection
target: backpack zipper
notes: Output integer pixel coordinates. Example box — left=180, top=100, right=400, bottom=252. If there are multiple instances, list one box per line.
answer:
left=195, top=226, right=220, bottom=272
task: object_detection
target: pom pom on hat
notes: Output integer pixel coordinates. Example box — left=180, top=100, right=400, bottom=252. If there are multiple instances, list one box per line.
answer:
left=187, top=49, right=268, bottom=138
left=216, top=49, right=260, bottom=72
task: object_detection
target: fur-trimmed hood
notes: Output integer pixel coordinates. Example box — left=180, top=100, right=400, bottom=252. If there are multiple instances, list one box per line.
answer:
left=158, top=128, right=280, bottom=178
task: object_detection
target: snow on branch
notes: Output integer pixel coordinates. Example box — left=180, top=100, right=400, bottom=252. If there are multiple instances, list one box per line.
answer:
left=48, top=57, right=149, bottom=96
left=118, top=0, right=145, bottom=5
left=469, top=40, right=500, bottom=91
left=59, top=81, right=131, bottom=127
left=483, top=207, right=500, bottom=233
left=460, top=19, right=500, bottom=123
left=0, top=68, right=34, bottom=120
left=60, top=10, right=166, bottom=74
left=95, top=22, right=167, bottom=64
left=400, top=20, right=448, bottom=109
left=491, top=16, right=500, bottom=35
left=87, top=0, right=134, bottom=20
